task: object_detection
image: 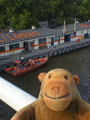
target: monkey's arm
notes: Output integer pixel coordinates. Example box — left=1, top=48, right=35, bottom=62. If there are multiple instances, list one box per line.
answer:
left=11, top=101, right=37, bottom=120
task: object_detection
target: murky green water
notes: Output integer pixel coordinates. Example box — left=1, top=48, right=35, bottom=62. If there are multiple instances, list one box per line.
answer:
left=0, top=46, right=90, bottom=120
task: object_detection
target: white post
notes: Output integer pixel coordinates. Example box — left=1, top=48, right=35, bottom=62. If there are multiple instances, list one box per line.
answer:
left=0, top=77, right=36, bottom=111
left=63, top=21, right=66, bottom=34
left=74, top=18, right=76, bottom=31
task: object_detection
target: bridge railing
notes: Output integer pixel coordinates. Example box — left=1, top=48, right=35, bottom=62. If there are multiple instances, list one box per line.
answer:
left=0, top=77, right=36, bottom=111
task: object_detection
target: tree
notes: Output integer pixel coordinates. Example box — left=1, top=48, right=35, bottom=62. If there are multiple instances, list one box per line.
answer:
left=0, top=0, right=40, bottom=30
left=0, top=0, right=8, bottom=30
left=0, top=0, right=90, bottom=31
left=75, top=0, right=90, bottom=22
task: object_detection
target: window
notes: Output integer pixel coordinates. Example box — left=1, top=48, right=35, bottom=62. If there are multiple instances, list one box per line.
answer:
left=74, top=32, right=76, bottom=36
left=38, top=38, right=46, bottom=44
left=0, top=46, right=5, bottom=52
left=9, top=43, right=19, bottom=50
left=14, top=43, right=19, bottom=48
left=55, top=36, right=59, bottom=41
left=9, top=44, right=14, bottom=50
left=60, top=35, right=63, bottom=38
left=87, top=30, right=89, bottom=33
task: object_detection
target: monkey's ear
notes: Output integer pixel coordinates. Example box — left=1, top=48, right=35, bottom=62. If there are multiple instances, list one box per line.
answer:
left=38, top=72, right=46, bottom=82
left=73, top=75, right=80, bottom=85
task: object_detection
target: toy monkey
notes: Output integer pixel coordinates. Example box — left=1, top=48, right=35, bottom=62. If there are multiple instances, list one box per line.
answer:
left=11, top=68, right=90, bottom=120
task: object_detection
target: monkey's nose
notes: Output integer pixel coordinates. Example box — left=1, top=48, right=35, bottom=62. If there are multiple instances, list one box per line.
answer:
left=52, top=86, right=60, bottom=97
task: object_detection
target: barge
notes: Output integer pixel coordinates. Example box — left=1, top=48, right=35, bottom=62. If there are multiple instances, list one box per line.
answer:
left=0, top=21, right=90, bottom=57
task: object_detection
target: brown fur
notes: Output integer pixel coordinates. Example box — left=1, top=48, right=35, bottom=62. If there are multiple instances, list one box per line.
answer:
left=11, top=68, right=90, bottom=120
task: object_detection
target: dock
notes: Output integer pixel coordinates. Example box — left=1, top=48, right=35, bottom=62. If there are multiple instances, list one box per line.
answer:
left=0, top=38, right=90, bottom=72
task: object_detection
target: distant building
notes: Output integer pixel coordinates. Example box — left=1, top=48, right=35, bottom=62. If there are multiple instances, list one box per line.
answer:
left=38, top=21, right=48, bottom=27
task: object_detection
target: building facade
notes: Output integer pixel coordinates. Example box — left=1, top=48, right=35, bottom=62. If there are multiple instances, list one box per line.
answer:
left=0, top=22, right=90, bottom=56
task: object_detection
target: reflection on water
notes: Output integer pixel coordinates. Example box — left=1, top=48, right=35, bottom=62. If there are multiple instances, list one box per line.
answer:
left=0, top=46, right=90, bottom=120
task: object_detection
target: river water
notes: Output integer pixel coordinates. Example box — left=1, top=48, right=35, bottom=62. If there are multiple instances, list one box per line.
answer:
left=0, top=46, right=90, bottom=120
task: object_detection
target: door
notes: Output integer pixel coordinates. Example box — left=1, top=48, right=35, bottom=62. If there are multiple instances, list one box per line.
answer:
left=58, top=35, right=60, bottom=44
left=65, top=34, right=71, bottom=42
left=51, top=37, right=54, bottom=46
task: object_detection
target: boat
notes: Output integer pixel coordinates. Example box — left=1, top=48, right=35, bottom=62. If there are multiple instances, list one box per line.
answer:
left=5, top=57, right=49, bottom=77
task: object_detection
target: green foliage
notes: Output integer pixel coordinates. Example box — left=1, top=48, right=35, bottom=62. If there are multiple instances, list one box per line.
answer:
left=0, top=0, right=90, bottom=31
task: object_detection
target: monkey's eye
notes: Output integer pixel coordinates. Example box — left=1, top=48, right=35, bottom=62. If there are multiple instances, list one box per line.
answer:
left=64, top=76, right=68, bottom=80
left=49, top=75, right=51, bottom=79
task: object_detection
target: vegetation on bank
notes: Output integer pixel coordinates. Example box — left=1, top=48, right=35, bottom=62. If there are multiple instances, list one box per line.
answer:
left=0, top=0, right=90, bottom=31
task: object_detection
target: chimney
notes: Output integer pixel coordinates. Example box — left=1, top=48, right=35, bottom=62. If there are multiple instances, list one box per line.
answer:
left=32, top=25, right=36, bottom=30
left=9, top=28, right=14, bottom=33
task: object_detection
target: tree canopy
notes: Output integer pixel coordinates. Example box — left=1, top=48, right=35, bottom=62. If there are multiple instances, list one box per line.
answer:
left=0, top=0, right=90, bottom=31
